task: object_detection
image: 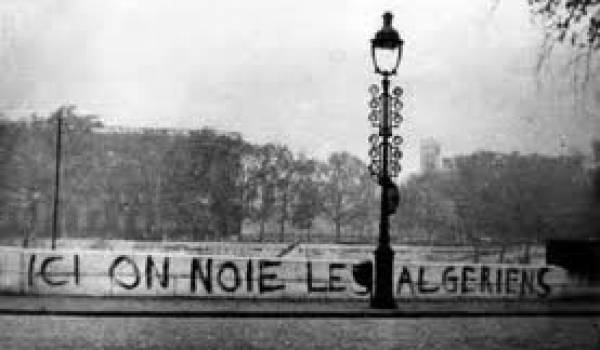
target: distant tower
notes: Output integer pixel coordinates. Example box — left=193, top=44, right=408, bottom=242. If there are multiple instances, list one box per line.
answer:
left=593, top=140, right=600, bottom=202
left=420, top=137, right=441, bottom=173
left=593, top=140, right=600, bottom=166
left=559, top=134, right=568, bottom=156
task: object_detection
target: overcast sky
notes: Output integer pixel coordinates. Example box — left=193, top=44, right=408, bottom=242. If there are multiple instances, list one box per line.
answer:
left=1, top=0, right=599, bottom=175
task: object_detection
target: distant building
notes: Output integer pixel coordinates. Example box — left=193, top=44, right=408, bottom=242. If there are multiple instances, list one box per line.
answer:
left=441, top=157, right=456, bottom=171
left=420, top=138, right=441, bottom=173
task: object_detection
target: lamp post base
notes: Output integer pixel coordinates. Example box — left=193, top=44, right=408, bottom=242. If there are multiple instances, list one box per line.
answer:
left=370, top=244, right=397, bottom=309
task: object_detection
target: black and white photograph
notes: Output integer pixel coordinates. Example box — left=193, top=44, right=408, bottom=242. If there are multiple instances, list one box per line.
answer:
left=0, top=0, right=599, bottom=348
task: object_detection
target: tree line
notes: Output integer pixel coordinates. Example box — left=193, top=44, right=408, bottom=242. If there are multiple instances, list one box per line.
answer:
left=0, top=108, right=379, bottom=243
left=1, top=108, right=598, bottom=244
left=396, top=151, right=599, bottom=245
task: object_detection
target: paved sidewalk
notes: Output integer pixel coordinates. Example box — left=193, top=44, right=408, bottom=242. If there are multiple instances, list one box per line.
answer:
left=1, top=295, right=600, bottom=317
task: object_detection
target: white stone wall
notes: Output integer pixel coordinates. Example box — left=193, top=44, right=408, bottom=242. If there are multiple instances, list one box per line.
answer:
left=0, top=247, right=584, bottom=300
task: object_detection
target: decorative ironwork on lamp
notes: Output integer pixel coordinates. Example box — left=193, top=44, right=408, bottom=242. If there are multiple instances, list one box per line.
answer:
left=368, top=11, right=405, bottom=309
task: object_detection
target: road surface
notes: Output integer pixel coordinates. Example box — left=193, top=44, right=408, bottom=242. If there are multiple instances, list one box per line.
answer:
left=0, top=296, right=599, bottom=349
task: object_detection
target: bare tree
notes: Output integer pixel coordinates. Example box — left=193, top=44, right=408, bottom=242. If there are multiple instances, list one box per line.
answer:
left=273, top=145, right=294, bottom=242
left=290, top=155, right=320, bottom=242
left=321, top=152, right=369, bottom=242
left=528, top=0, right=600, bottom=83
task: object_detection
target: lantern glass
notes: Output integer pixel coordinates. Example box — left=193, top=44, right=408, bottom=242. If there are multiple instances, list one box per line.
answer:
left=369, top=146, right=380, bottom=158
left=368, top=110, right=378, bottom=122
left=369, top=134, right=379, bottom=144
left=373, top=47, right=401, bottom=74
left=368, top=84, right=380, bottom=96
left=370, top=12, right=403, bottom=75
left=369, top=97, right=380, bottom=109
left=393, top=98, right=403, bottom=110
left=369, top=162, right=380, bottom=176
left=392, top=148, right=403, bottom=159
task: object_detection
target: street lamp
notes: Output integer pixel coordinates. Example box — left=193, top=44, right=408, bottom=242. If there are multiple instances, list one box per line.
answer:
left=368, top=11, right=404, bottom=309
left=51, top=105, right=74, bottom=250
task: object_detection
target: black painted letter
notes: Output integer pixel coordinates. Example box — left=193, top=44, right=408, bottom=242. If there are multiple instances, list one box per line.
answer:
left=109, top=255, right=140, bottom=290
left=536, top=267, right=552, bottom=297
left=396, top=266, right=415, bottom=295
left=190, top=258, right=212, bottom=293
left=417, top=266, right=439, bottom=294
left=520, top=269, right=536, bottom=296
left=40, top=256, right=68, bottom=286
left=441, top=266, right=457, bottom=293
left=259, top=260, right=284, bottom=293
left=307, top=261, right=327, bottom=293
left=329, top=263, right=346, bottom=293
left=505, top=268, right=519, bottom=295
left=217, top=261, right=241, bottom=293
left=461, top=266, right=476, bottom=294
left=146, top=256, right=169, bottom=289
left=480, top=265, right=492, bottom=294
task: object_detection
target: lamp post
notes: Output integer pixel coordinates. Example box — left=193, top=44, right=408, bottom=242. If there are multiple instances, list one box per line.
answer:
left=368, top=12, right=404, bottom=309
left=51, top=107, right=63, bottom=250
left=51, top=105, right=73, bottom=250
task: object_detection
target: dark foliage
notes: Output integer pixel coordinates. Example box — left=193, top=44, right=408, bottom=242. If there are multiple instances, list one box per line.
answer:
left=1, top=108, right=596, bottom=244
